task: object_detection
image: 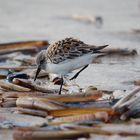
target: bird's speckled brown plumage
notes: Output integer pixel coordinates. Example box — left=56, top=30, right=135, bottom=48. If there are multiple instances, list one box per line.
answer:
left=46, top=37, right=106, bottom=64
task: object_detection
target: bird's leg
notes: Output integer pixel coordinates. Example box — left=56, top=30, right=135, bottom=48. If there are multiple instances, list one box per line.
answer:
left=70, top=65, right=89, bottom=80
left=59, top=76, right=64, bottom=95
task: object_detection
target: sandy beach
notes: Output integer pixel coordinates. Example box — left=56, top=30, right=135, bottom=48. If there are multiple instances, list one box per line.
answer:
left=0, top=0, right=140, bottom=90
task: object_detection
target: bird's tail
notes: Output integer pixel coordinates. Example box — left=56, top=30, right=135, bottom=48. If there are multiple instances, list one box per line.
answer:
left=93, top=45, right=108, bottom=53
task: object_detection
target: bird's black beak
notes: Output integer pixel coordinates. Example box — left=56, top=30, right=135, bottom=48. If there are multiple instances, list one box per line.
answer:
left=34, top=65, right=41, bottom=81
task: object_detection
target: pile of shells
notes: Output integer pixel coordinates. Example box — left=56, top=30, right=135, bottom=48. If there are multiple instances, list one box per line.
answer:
left=0, top=40, right=140, bottom=140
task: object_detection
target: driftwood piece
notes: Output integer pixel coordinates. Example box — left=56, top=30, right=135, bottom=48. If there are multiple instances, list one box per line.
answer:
left=13, top=78, right=55, bottom=93
left=13, top=128, right=89, bottom=140
left=0, top=40, right=49, bottom=50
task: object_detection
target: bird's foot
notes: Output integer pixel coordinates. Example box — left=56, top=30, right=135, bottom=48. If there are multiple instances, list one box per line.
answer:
left=53, top=77, right=62, bottom=85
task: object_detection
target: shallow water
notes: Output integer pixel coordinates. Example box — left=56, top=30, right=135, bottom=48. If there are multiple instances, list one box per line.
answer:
left=0, top=0, right=140, bottom=91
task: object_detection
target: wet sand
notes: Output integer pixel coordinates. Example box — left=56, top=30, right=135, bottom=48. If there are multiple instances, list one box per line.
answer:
left=0, top=0, right=140, bottom=91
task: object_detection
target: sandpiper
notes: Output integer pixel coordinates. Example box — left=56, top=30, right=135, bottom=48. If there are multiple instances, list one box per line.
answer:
left=34, top=37, right=108, bottom=94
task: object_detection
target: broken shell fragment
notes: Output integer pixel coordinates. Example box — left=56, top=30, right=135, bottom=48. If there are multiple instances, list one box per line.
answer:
left=7, top=72, right=30, bottom=82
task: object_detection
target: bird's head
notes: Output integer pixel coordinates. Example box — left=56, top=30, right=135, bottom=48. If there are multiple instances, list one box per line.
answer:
left=34, top=50, right=46, bottom=81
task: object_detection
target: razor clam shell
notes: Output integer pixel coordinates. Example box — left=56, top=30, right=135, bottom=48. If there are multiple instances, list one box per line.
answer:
left=16, top=97, right=67, bottom=110
left=0, top=112, right=47, bottom=128
left=0, top=80, right=31, bottom=92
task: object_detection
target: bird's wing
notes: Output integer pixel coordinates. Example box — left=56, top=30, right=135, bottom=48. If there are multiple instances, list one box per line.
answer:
left=46, top=38, right=108, bottom=64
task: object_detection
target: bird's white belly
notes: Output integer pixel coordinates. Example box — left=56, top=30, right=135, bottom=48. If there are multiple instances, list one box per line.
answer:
left=46, top=54, right=95, bottom=75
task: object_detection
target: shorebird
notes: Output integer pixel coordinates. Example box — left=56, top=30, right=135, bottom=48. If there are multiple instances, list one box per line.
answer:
left=34, top=37, right=108, bottom=94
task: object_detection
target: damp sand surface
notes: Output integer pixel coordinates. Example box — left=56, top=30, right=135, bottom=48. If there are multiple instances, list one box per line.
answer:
left=0, top=0, right=140, bottom=91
